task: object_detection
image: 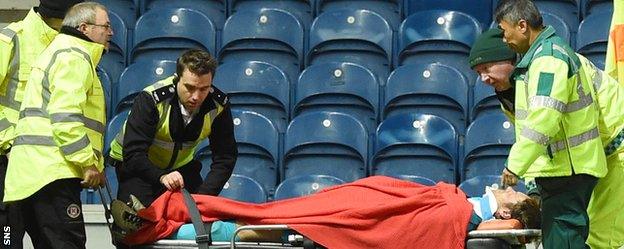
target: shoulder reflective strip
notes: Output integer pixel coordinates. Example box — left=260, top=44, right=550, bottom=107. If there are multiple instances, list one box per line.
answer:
left=0, top=28, right=16, bottom=38
left=20, top=108, right=47, bottom=118
left=114, top=131, right=123, bottom=144
left=207, top=107, right=219, bottom=124
left=60, top=135, right=90, bottom=155
left=50, top=112, right=105, bottom=134
left=552, top=44, right=579, bottom=71
left=151, top=80, right=171, bottom=90
left=39, top=47, right=92, bottom=111
left=0, top=33, right=20, bottom=110
left=605, top=128, right=624, bottom=156
left=592, top=66, right=603, bottom=91
left=94, top=149, right=102, bottom=160
left=0, top=118, right=12, bottom=132
left=520, top=127, right=551, bottom=146
left=548, top=127, right=600, bottom=154
left=13, top=135, right=56, bottom=146
left=515, top=109, right=528, bottom=120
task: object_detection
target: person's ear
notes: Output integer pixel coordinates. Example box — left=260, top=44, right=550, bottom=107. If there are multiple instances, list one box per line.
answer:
left=77, top=22, right=89, bottom=33
left=517, top=20, right=528, bottom=34
left=500, top=209, right=512, bottom=219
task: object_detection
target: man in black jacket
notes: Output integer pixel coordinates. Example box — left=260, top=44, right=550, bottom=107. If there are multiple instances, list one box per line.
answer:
left=109, top=49, right=237, bottom=206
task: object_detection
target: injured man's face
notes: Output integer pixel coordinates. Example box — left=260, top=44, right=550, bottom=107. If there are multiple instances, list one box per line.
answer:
left=492, top=187, right=530, bottom=220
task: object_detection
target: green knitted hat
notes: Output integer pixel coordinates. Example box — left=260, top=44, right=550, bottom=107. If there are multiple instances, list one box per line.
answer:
left=468, top=28, right=516, bottom=68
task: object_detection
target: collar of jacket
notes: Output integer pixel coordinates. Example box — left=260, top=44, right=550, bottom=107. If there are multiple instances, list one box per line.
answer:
left=57, top=26, right=105, bottom=66
left=515, top=25, right=557, bottom=69
left=26, top=8, right=58, bottom=45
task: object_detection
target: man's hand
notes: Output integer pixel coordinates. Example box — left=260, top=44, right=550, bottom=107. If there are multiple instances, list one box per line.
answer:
left=160, top=171, right=184, bottom=191
left=501, top=168, right=519, bottom=187
left=81, top=165, right=104, bottom=188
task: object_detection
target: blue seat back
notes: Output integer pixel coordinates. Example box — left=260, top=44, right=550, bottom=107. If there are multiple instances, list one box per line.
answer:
left=283, top=111, right=368, bottom=182
left=381, top=174, right=437, bottom=186
left=316, top=0, right=402, bottom=30
left=115, top=60, right=176, bottom=114
left=577, top=12, right=611, bottom=70
left=384, top=63, right=468, bottom=134
left=220, top=8, right=304, bottom=83
left=398, top=10, right=481, bottom=83
left=542, top=12, right=572, bottom=46
left=96, top=0, right=137, bottom=30
left=307, top=9, right=393, bottom=84
left=219, top=174, right=268, bottom=203
left=132, top=8, right=216, bottom=63
left=214, top=61, right=290, bottom=132
left=533, top=0, right=580, bottom=38
left=459, top=175, right=527, bottom=198
left=463, top=113, right=515, bottom=181
left=196, top=110, right=279, bottom=194
left=141, top=0, right=226, bottom=29
left=274, top=174, right=345, bottom=200
left=582, top=0, right=614, bottom=17
left=294, top=62, right=379, bottom=133
left=104, top=110, right=130, bottom=155
left=96, top=67, right=113, bottom=119
left=373, top=113, right=458, bottom=183
left=404, top=0, right=491, bottom=28
left=229, top=0, right=313, bottom=30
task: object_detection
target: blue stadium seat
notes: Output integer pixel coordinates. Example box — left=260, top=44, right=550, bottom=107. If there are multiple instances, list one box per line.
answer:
left=96, top=0, right=137, bottom=30
left=274, top=174, right=345, bottom=200
left=463, top=113, right=514, bottom=181
left=582, top=0, right=614, bottom=17
left=195, top=110, right=280, bottom=195
left=459, top=175, right=527, bottom=198
left=471, top=76, right=502, bottom=121
left=96, top=67, right=113, bottom=119
left=493, top=0, right=579, bottom=40
left=98, top=11, right=127, bottom=89
left=219, top=174, right=268, bottom=203
left=104, top=110, right=130, bottom=156
left=141, top=0, right=226, bottom=29
left=397, top=10, right=481, bottom=84
left=373, top=113, right=458, bottom=183
left=220, top=8, right=304, bottom=83
left=229, top=0, right=313, bottom=30
left=294, top=62, right=380, bottom=133
left=384, top=63, right=469, bottom=134
left=213, top=61, right=290, bottom=132
left=384, top=174, right=437, bottom=186
left=283, top=111, right=368, bottom=182
left=577, top=12, right=611, bottom=70
left=316, top=0, right=402, bottom=30
left=115, top=60, right=176, bottom=114
left=404, top=0, right=492, bottom=29
left=131, top=8, right=216, bottom=63
left=307, top=9, right=393, bottom=85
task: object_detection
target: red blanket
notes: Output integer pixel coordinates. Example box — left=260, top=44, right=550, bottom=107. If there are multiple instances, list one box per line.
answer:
left=125, top=176, right=474, bottom=249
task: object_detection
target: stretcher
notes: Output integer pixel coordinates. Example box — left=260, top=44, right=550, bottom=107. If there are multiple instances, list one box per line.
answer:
left=134, top=190, right=541, bottom=249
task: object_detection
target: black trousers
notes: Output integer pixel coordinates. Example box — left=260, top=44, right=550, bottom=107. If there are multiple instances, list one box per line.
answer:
left=115, top=160, right=203, bottom=207
left=0, top=155, right=23, bottom=249
left=17, top=178, right=86, bottom=249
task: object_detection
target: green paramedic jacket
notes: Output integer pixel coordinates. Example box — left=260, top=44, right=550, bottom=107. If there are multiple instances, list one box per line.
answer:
left=3, top=31, right=106, bottom=202
left=506, top=26, right=607, bottom=178
left=0, top=8, right=59, bottom=153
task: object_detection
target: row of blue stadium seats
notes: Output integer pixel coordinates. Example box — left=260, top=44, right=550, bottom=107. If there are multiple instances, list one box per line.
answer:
left=102, top=110, right=516, bottom=199
left=83, top=172, right=527, bottom=204
left=98, top=6, right=611, bottom=100
left=98, top=58, right=578, bottom=135
left=97, top=0, right=613, bottom=34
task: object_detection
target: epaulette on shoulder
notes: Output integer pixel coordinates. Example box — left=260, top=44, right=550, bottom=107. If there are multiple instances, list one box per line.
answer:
left=210, top=86, right=229, bottom=106
left=0, top=27, right=17, bottom=43
left=149, top=84, right=176, bottom=103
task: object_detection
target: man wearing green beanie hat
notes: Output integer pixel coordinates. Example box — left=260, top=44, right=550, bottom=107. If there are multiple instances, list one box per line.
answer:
left=470, top=28, right=624, bottom=249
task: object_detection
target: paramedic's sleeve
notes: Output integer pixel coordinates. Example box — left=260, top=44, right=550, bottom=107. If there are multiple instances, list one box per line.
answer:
left=506, top=56, right=570, bottom=176
left=48, top=54, right=100, bottom=170
left=122, top=92, right=167, bottom=185
left=197, top=105, right=237, bottom=195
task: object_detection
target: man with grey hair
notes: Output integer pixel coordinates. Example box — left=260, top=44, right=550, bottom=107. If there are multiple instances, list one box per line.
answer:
left=3, top=2, right=112, bottom=248
left=495, top=0, right=608, bottom=248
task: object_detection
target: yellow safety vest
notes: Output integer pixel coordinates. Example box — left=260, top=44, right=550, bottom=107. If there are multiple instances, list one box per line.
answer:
left=4, top=33, right=106, bottom=202
left=507, top=26, right=607, bottom=178
left=0, top=9, right=58, bottom=153
left=109, top=76, right=225, bottom=170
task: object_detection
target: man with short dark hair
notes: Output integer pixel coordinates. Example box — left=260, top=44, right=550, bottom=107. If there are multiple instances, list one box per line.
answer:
left=494, top=0, right=609, bottom=247
left=109, top=49, right=237, bottom=208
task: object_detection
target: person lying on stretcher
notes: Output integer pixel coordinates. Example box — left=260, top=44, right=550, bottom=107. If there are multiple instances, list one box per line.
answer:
left=112, top=176, right=540, bottom=248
